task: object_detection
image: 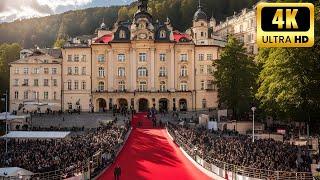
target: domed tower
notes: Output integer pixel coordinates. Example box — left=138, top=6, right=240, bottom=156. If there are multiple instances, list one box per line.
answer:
left=192, top=0, right=209, bottom=42
left=131, top=0, right=154, bottom=40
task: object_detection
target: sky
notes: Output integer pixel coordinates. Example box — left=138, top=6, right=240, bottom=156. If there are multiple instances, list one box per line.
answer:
left=0, top=0, right=135, bottom=23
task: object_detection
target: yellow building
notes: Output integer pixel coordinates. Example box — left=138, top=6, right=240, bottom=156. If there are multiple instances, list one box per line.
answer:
left=81, top=0, right=224, bottom=112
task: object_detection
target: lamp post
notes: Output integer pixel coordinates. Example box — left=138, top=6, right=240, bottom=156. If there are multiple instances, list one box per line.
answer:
left=251, top=106, right=256, bottom=143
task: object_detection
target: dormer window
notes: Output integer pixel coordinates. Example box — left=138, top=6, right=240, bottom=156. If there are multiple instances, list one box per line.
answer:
left=160, top=30, right=166, bottom=38
left=119, top=30, right=126, bottom=39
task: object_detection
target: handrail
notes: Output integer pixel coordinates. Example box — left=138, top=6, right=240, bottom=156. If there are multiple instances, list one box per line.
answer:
left=167, top=126, right=314, bottom=180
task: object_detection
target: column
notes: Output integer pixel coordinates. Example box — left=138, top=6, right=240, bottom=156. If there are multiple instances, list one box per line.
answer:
left=108, top=50, right=114, bottom=91
left=150, top=48, right=155, bottom=91
left=169, top=47, right=175, bottom=91
left=131, top=48, right=137, bottom=91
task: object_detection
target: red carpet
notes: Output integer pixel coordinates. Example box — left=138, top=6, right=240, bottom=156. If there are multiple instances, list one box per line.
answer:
left=98, top=113, right=211, bottom=180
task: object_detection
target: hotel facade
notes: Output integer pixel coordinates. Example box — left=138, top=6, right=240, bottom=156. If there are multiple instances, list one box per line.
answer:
left=10, top=0, right=227, bottom=112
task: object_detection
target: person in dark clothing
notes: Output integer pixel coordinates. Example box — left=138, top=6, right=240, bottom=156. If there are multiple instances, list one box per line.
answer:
left=114, top=165, right=121, bottom=180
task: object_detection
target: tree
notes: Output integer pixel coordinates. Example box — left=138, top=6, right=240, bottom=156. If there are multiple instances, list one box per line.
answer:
left=213, top=36, right=258, bottom=120
left=54, top=39, right=66, bottom=48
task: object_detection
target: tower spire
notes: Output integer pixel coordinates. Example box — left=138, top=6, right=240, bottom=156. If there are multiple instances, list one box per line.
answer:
left=198, top=0, right=202, bottom=9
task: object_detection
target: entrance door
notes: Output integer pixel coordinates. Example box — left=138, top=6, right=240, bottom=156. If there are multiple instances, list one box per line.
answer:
left=138, top=98, right=149, bottom=112
left=159, top=98, right=169, bottom=112
left=97, top=98, right=107, bottom=112
left=179, top=99, right=187, bottom=111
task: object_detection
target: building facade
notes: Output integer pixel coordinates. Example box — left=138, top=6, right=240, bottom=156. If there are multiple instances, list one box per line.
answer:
left=9, top=50, right=62, bottom=112
left=63, top=0, right=224, bottom=112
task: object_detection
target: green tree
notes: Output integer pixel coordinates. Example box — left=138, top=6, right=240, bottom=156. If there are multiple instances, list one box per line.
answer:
left=54, top=39, right=66, bottom=48
left=213, top=37, right=258, bottom=119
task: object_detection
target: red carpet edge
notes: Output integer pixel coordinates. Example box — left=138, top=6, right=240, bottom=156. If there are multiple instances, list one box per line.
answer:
left=165, top=128, right=224, bottom=180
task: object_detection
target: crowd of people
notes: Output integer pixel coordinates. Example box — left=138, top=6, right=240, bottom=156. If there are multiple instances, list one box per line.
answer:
left=168, top=123, right=312, bottom=173
left=0, top=121, right=130, bottom=174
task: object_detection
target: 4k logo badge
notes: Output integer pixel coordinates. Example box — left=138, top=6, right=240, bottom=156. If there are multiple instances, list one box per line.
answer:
left=257, top=3, right=314, bottom=47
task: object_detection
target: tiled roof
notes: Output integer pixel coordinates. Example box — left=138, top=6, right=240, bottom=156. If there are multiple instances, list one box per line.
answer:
left=94, top=34, right=113, bottom=44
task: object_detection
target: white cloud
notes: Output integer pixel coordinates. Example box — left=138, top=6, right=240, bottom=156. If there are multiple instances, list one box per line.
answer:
left=37, top=0, right=93, bottom=13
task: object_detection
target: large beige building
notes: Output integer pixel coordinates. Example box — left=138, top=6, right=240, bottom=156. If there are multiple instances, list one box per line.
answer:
left=62, top=0, right=224, bottom=112
left=9, top=50, right=62, bottom=112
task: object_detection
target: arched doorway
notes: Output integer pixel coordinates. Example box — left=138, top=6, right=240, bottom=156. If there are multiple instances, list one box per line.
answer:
left=159, top=98, right=169, bottom=113
left=118, top=98, right=128, bottom=110
left=138, top=98, right=149, bottom=112
left=179, top=99, right=187, bottom=111
left=97, top=98, right=107, bottom=112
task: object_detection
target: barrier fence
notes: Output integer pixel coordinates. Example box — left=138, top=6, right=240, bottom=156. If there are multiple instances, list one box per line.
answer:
left=167, top=126, right=315, bottom=180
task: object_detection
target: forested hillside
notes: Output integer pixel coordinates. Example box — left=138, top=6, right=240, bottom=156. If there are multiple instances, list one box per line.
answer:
left=0, top=0, right=259, bottom=49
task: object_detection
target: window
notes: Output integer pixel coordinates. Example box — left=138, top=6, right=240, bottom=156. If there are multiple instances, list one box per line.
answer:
left=67, top=80, right=72, bottom=90
left=180, top=54, right=188, bottom=62
left=24, top=91, right=28, bottom=99
left=200, top=65, right=204, bottom=74
left=33, top=68, right=39, bottom=74
left=119, top=81, right=126, bottom=92
left=98, top=67, right=105, bottom=77
left=202, top=99, right=207, bottom=109
left=98, top=54, right=105, bottom=62
left=180, top=66, right=188, bottom=77
left=118, top=54, right=125, bottom=62
left=44, top=68, right=49, bottom=74
left=119, top=30, right=126, bottom=39
left=138, top=67, right=148, bottom=77
left=159, top=67, right=167, bottom=77
left=34, top=79, right=39, bottom=86
left=139, top=81, right=147, bottom=91
left=43, top=59, right=48, bottom=63
left=199, top=54, right=204, bottom=61
left=207, top=65, right=213, bottom=74
left=207, top=80, right=214, bottom=90
left=23, top=68, right=29, bottom=74
left=201, top=32, right=204, bottom=37
left=44, top=79, right=49, bottom=86
left=98, top=81, right=105, bottom=91
left=23, top=79, right=29, bottom=86
left=44, top=92, right=48, bottom=100
left=160, top=30, right=166, bottom=38
left=180, top=81, right=188, bottom=91
left=53, top=79, right=57, bottom=87
left=74, top=81, right=79, bottom=90
left=81, top=55, right=86, bottom=62
left=53, top=92, right=57, bottom=100
left=201, top=80, right=205, bottom=90
left=82, top=67, right=86, bottom=75
left=118, top=67, right=126, bottom=77
left=68, top=55, right=72, bottom=61
left=68, top=103, right=72, bottom=110
left=160, top=81, right=166, bottom=92
left=160, top=54, right=166, bottom=61
left=74, top=55, right=79, bottom=62
left=68, top=67, right=72, bottom=75
left=52, top=68, right=57, bottom=75
left=14, top=68, right=19, bottom=74
left=35, top=92, right=39, bottom=100
left=139, top=53, right=147, bottom=62
left=14, top=91, right=19, bottom=99
left=74, top=67, right=79, bottom=75
left=207, top=54, right=213, bottom=60
left=82, top=81, right=86, bottom=90
left=14, top=79, right=19, bottom=86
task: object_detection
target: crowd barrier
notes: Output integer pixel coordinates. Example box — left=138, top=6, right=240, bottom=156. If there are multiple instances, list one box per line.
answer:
left=1, top=127, right=132, bottom=180
left=167, top=127, right=315, bottom=180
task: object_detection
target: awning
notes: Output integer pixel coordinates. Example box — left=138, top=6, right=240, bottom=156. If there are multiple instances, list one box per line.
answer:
left=1, top=131, right=70, bottom=139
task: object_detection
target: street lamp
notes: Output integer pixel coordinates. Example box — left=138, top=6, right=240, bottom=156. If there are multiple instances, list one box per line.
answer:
left=251, top=106, right=256, bottom=143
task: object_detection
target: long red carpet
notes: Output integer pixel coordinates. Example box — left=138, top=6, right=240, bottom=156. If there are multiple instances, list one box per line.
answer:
left=98, top=113, right=211, bottom=180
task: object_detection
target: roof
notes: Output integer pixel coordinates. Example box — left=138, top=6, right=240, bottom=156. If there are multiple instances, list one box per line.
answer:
left=95, top=34, right=113, bottom=44
left=10, top=53, right=62, bottom=64
left=194, top=6, right=207, bottom=21
left=0, top=167, right=34, bottom=177
left=1, top=131, right=70, bottom=139
left=173, top=31, right=191, bottom=42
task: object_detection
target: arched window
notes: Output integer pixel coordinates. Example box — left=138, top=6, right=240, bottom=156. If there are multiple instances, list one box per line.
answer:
left=202, top=99, right=207, bottom=109
left=159, top=67, right=167, bottom=77
left=119, top=30, right=126, bottom=39
left=180, top=81, right=188, bottom=91
left=160, top=30, right=166, bottom=38
left=160, top=81, right=166, bottom=92
left=138, top=67, right=148, bottom=77
left=98, top=81, right=105, bottom=91
left=98, top=67, right=105, bottom=77
left=119, top=81, right=126, bottom=92
left=180, top=66, right=188, bottom=77
left=139, top=81, right=147, bottom=91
